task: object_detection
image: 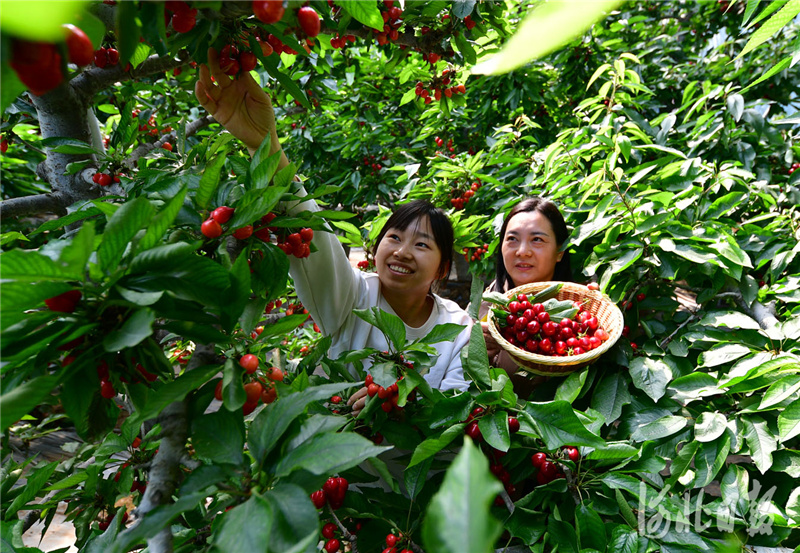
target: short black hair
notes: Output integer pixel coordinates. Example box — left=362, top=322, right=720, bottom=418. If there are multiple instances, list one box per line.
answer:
left=373, top=200, right=454, bottom=281
left=494, top=197, right=572, bottom=291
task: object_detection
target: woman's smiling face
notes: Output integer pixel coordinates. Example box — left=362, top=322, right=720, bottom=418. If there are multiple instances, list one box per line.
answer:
left=375, top=216, right=443, bottom=300
left=501, top=210, right=564, bottom=286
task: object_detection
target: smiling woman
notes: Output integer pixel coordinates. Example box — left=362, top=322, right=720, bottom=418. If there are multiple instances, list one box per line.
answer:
left=478, top=197, right=573, bottom=392
left=194, top=48, right=472, bottom=413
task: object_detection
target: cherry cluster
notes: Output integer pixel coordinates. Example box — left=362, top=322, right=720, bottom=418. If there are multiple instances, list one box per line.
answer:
left=462, top=407, right=521, bottom=501
left=356, top=259, right=373, bottom=271
left=499, top=293, right=611, bottom=356
left=363, top=152, right=389, bottom=175
left=92, top=171, right=121, bottom=187
left=311, top=476, right=349, bottom=510
left=218, top=43, right=258, bottom=76
left=320, top=523, right=343, bottom=553
left=789, top=162, right=799, bottom=175
left=450, top=181, right=481, bottom=210
left=214, top=356, right=283, bottom=414
left=165, top=1, right=198, bottom=33
left=98, top=511, right=128, bottom=532
left=253, top=1, right=321, bottom=39
left=132, top=108, right=173, bottom=137
left=433, top=134, right=456, bottom=152
left=463, top=243, right=490, bottom=262
left=1, top=137, right=8, bottom=154
left=94, top=356, right=158, bottom=402
left=531, top=446, right=579, bottom=485
left=414, top=72, right=467, bottom=105
left=383, top=532, right=414, bottom=553
left=373, top=1, right=405, bottom=45
left=329, top=33, right=357, bottom=49
left=275, top=227, right=314, bottom=258
left=93, top=46, right=121, bottom=69
left=365, top=373, right=405, bottom=414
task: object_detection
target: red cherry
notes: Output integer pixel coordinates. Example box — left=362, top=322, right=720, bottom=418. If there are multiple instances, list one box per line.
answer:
left=297, top=6, right=321, bottom=37
left=322, top=523, right=337, bottom=539
left=63, top=25, right=94, bottom=66
left=531, top=452, right=547, bottom=468
left=253, top=0, right=285, bottom=24
left=100, top=380, right=116, bottom=399
left=465, top=421, right=482, bottom=442
left=239, top=354, right=259, bottom=374
left=211, top=206, right=235, bottom=224
left=564, top=446, right=580, bottom=462
left=201, top=219, right=223, bottom=239
left=45, top=290, right=82, bottom=313
left=97, top=173, right=112, bottom=187
left=233, top=225, right=253, bottom=239
left=239, top=51, right=258, bottom=72
left=324, top=539, right=340, bottom=553
left=300, top=227, right=314, bottom=242
left=171, top=10, right=197, bottom=33
left=508, top=417, right=520, bottom=433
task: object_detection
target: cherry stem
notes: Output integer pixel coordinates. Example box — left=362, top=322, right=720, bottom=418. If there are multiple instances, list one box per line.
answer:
left=326, top=504, right=358, bottom=553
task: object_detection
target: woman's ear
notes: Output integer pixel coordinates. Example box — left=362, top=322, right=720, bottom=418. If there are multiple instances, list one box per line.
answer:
left=439, top=261, right=451, bottom=280
left=556, top=251, right=564, bottom=262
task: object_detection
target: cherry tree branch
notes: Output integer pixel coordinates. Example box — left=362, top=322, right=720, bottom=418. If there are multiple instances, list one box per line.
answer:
left=123, top=343, right=217, bottom=553
left=71, top=51, right=192, bottom=100
left=0, top=193, right=68, bottom=219
left=122, top=115, right=214, bottom=170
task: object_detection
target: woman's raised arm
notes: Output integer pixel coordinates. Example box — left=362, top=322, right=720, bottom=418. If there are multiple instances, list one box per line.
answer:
left=194, top=47, right=289, bottom=167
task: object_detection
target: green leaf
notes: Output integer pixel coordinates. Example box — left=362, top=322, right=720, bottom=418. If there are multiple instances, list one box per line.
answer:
left=0, top=0, right=86, bottom=41
left=607, top=525, right=640, bottom=551
left=405, top=457, right=434, bottom=500
left=471, top=0, right=624, bottom=74
left=116, top=0, right=142, bottom=65
left=338, top=0, right=384, bottom=30
left=409, top=423, right=467, bottom=468
left=125, top=365, right=221, bottom=429
left=555, top=368, right=588, bottom=403
left=736, top=0, right=800, bottom=59
left=629, top=356, right=673, bottom=402
left=576, top=503, right=607, bottom=550
left=523, top=401, right=605, bottom=449
left=694, top=432, right=731, bottom=488
left=0, top=375, right=59, bottom=431
left=5, top=461, right=58, bottom=520
left=108, top=492, right=208, bottom=553
left=98, top=197, right=155, bottom=273
left=591, top=372, right=632, bottom=424
left=698, top=343, right=752, bottom=368
left=274, top=432, right=389, bottom=477
left=196, top=152, right=227, bottom=210
left=0, top=248, right=84, bottom=282
left=464, top=323, right=492, bottom=388
left=478, top=410, right=510, bottom=452
left=758, top=374, right=800, bottom=410
left=377, top=309, right=406, bottom=351
left=139, top=185, right=187, bottom=252
left=192, top=408, right=245, bottom=466
left=505, top=507, right=546, bottom=544
left=699, top=310, right=761, bottom=330
left=213, top=494, right=273, bottom=553
left=420, top=323, right=467, bottom=345
left=249, top=149, right=282, bottom=190
left=259, top=50, right=309, bottom=108
left=742, top=415, right=777, bottom=474
left=666, top=440, right=699, bottom=487
left=694, top=412, right=728, bottom=443
left=260, top=485, right=320, bottom=553
left=248, top=382, right=358, bottom=463
left=421, top=438, right=503, bottom=553
left=778, top=398, right=800, bottom=443
left=630, top=415, right=687, bottom=442
left=102, top=308, right=156, bottom=352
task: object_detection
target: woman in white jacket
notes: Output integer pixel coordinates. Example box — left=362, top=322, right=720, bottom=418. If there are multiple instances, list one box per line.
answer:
left=195, top=49, right=472, bottom=410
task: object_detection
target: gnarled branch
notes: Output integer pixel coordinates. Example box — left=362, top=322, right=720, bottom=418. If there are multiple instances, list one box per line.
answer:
left=0, top=193, right=68, bottom=219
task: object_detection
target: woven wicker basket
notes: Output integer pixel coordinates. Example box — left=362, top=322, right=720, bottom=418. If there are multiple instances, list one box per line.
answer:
left=487, top=281, right=624, bottom=376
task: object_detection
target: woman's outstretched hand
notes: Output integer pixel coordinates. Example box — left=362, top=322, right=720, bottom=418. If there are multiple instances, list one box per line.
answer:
left=194, top=48, right=287, bottom=165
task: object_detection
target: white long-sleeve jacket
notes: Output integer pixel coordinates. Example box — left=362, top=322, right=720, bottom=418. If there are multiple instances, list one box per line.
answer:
left=287, top=195, right=472, bottom=391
